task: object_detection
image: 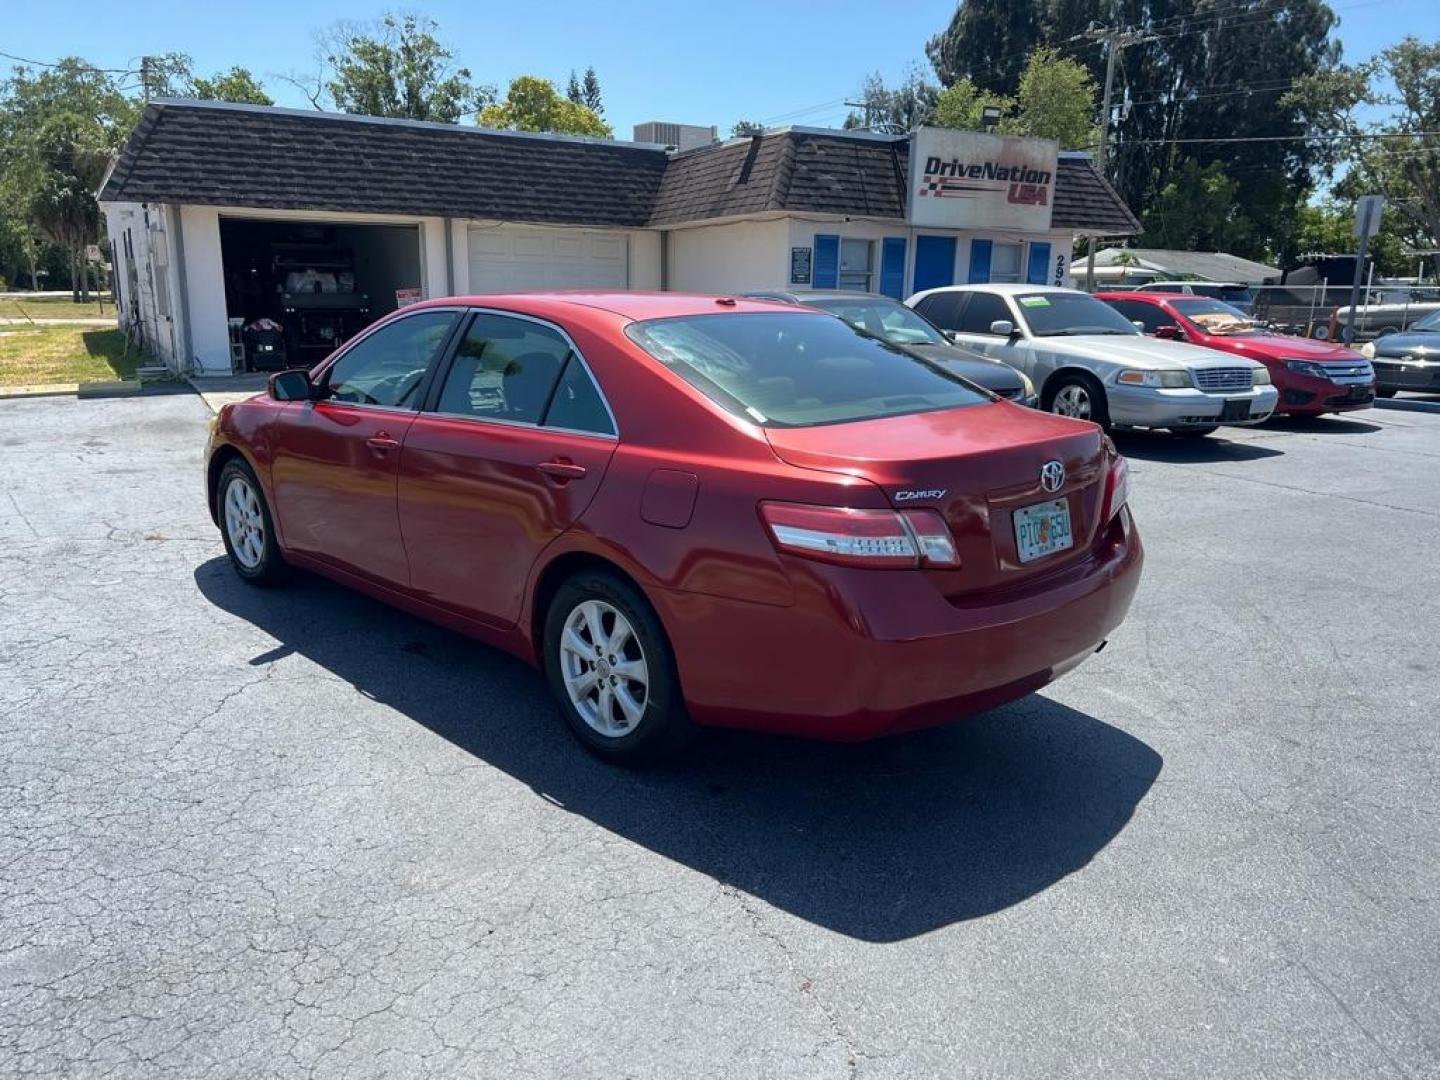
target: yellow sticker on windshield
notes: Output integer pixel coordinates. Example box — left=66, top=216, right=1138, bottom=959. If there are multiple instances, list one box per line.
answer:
left=1019, top=296, right=1051, bottom=307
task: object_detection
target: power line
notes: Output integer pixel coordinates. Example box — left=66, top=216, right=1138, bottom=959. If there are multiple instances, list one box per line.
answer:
left=1108, top=130, right=1439, bottom=148
left=0, top=50, right=135, bottom=74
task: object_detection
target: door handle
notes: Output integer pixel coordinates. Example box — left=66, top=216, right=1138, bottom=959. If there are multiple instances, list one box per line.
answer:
left=537, top=459, right=587, bottom=481
left=366, top=433, right=401, bottom=452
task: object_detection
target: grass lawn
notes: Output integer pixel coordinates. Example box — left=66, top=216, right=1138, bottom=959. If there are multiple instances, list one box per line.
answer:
left=0, top=294, right=114, bottom=320
left=0, top=327, right=148, bottom=385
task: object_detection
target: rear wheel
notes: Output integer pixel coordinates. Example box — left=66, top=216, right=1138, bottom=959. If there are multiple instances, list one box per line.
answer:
left=1045, top=372, right=1110, bottom=429
left=543, top=571, right=694, bottom=764
left=1376, top=388, right=1397, bottom=398
left=218, top=459, right=286, bottom=586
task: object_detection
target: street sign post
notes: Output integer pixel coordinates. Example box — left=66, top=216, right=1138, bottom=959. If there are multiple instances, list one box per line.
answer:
left=1344, top=196, right=1385, bottom=343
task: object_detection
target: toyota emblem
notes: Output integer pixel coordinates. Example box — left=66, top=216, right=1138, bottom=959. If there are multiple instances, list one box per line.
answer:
left=1040, top=460, right=1065, bottom=493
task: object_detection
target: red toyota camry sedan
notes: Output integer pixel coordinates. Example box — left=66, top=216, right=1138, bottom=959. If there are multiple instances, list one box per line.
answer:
left=206, top=293, right=1142, bottom=762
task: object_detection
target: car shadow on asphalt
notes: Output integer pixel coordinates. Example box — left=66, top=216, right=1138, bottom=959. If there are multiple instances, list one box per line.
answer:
left=1263, top=414, right=1384, bottom=435
left=1109, top=428, right=1285, bottom=464
left=194, top=557, right=1163, bottom=943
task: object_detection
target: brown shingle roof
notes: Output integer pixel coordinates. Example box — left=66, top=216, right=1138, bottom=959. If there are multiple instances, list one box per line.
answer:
left=100, top=102, right=1138, bottom=236
left=99, top=100, right=668, bottom=227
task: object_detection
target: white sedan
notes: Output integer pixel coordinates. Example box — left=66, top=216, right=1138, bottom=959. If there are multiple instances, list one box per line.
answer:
left=908, top=284, right=1278, bottom=437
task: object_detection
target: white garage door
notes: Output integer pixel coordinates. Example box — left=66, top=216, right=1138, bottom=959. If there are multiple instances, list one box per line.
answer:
left=467, top=226, right=629, bottom=292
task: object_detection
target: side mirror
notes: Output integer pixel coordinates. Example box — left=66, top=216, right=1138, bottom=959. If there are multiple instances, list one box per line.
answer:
left=989, top=319, right=1016, bottom=337
left=1154, top=324, right=1182, bottom=340
left=269, top=369, right=314, bottom=402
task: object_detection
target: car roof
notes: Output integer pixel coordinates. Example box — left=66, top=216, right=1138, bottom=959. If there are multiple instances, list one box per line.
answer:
left=740, top=290, right=899, bottom=305
left=404, top=291, right=811, bottom=321
left=1147, top=280, right=1249, bottom=288
left=912, top=283, right=1075, bottom=297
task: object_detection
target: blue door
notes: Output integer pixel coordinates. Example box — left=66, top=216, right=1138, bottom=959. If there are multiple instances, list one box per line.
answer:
left=813, top=235, right=840, bottom=289
left=879, top=237, right=907, bottom=298
left=967, top=239, right=993, bottom=283
left=913, top=236, right=956, bottom=293
left=1026, top=242, right=1052, bottom=285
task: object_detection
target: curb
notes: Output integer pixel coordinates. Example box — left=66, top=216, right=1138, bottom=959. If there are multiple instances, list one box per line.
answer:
left=0, top=382, right=80, bottom=399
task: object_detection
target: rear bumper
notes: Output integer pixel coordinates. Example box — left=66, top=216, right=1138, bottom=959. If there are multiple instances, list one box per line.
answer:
left=1108, top=384, right=1277, bottom=427
left=653, top=511, right=1143, bottom=740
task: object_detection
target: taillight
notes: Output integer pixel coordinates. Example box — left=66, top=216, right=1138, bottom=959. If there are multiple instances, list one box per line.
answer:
left=1102, top=455, right=1130, bottom=523
left=759, top=502, right=960, bottom=570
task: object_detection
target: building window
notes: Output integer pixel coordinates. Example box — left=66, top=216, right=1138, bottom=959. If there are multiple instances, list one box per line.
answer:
left=839, top=239, right=873, bottom=291
left=989, top=241, right=1024, bottom=284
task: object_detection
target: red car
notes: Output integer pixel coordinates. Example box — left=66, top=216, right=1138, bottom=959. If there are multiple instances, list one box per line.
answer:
left=206, top=293, right=1142, bottom=762
left=1098, top=292, right=1376, bottom=415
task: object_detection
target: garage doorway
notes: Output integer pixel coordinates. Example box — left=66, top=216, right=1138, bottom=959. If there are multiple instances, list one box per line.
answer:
left=468, top=225, right=628, bottom=293
left=219, top=218, right=422, bottom=371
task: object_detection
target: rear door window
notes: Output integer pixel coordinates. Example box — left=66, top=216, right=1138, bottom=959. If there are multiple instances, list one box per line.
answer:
left=627, top=311, right=989, bottom=428
left=913, top=291, right=967, bottom=329
left=956, top=292, right=1014, bottom=335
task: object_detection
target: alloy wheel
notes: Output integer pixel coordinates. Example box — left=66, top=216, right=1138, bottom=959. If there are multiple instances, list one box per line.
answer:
left=1052, top=384, right=1092, bottom=420
left=558, top=599, right=650, bottom=737
left=223, top=475, right=266, bottom=569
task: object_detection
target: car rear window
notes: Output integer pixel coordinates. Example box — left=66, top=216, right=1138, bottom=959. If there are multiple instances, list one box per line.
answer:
left=625, top=312, right=990, bottom=427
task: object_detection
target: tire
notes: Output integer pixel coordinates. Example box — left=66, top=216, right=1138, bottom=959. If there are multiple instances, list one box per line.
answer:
left=1045, top=372, right=1110, bottom=429
left=1376, top=388, right=1397, bottom=398
left=217, top=458, right=287, bottom=586
left=542, top=571, right=695, bottom=765
left=1170, top=425, right=1218, bottom=438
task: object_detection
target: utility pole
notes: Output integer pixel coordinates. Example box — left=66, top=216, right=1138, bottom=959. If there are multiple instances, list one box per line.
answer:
left=844, top=99, right=874, bottom=130
left=1081, top=25, right=1156, bottom=289
left=140, top=56, right=153, bottom=102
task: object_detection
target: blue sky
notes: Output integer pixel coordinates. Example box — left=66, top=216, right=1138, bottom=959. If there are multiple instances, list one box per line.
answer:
left=6, top=0, right=1436, bottom=137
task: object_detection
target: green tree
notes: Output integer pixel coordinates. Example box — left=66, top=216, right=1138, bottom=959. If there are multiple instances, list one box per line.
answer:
left=1288, top=36, right=1440, bottom=277
left=580, top=66, right=603, bottom=115
left=1140, top=160, right=1254, bottom=255
left=1000, top=47, right=1097, bottom=149
left=843, top=66, right=938, bottom=132
left=1292, top=200, right=1408, bottom=274
left=325, top=14, right=490, bottom=123
left=0, top=57, right=137, bottom=298
left=190, top=67, right=272, bottom=105
left=731, top=120, right=766, bottom=138
left=932, top=78, right=1013, bottom=131
left=922, top=0, right=1340, bottom=265
left=478, top=76, right=611, bottom=137
left=566, top=70, right=583, bottom=104
left=927, top=0, right=1041, bottom=96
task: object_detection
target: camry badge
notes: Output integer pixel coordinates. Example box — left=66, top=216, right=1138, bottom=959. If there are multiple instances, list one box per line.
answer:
left=1040, top=460, right=1065, bottom=493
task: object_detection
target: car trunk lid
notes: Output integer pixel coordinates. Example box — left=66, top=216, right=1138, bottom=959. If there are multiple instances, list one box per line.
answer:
left=764, top=402, right=1109, bottom=596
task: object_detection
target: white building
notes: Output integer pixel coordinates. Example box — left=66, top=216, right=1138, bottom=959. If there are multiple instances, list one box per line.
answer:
left=99, top=100, right=1139, bottom=377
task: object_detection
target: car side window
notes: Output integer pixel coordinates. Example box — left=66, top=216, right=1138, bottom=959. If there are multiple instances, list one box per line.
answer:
left=957, top=293, right=1013, bottom=335
left=1106, top=299, right=1170, bottom=333
left=324, top=311, right=457, bottom=408
left=914, top=292, right=965, bottom=329
left=544, top=356, right=615, bottom=435
left=437, top=313, right=574, bottom=424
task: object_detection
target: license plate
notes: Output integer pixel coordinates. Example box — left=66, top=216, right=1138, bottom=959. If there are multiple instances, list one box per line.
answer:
left=1219, top=398, right=1251, bottom=421
left=1014, top=499, right=1074, bottom=564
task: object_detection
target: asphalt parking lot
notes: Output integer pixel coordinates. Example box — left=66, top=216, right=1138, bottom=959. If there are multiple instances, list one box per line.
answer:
left=1, top=390, right=1437, bottom=1078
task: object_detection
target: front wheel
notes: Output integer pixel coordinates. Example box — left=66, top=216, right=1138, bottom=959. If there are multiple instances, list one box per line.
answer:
left=543, top=571, right=694, bottom=765
left=218, top=459, right=287, bottom=585
left=1376, top=388, right=1396, bottom=398
left=1045, top=373, right=1110, bottom=429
